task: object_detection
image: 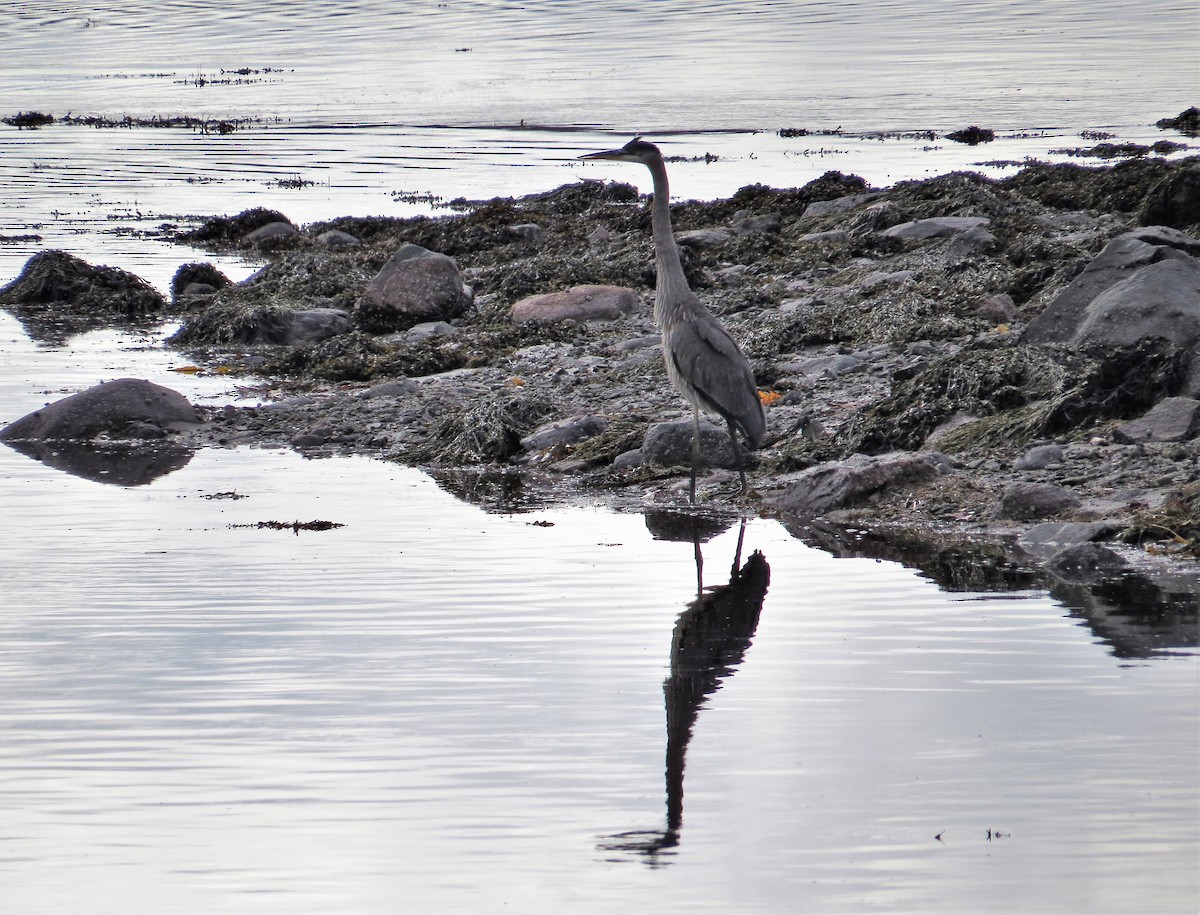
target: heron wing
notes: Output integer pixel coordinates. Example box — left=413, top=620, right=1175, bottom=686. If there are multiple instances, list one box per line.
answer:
left=666, top=313, right=766, bottom=446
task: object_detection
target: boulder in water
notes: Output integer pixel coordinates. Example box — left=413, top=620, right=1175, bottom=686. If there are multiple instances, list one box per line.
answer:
left=0, top=378, right=199, bottom=442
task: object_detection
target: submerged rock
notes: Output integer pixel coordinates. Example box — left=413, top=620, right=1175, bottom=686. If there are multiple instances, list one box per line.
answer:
left=0, top=378, right=199, bottom=442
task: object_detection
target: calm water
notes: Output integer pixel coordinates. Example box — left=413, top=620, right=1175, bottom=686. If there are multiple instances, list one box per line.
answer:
left=1, top=4, right=1198, bottom=911
left=1, top=438, right=1197, bottom=914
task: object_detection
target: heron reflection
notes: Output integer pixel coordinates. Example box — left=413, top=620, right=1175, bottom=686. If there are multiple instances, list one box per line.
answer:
left=601, top=516, right=770, bottom=863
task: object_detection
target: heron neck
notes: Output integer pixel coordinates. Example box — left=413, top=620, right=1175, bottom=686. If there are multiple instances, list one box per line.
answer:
left=648, top=156, right=691, bottom=315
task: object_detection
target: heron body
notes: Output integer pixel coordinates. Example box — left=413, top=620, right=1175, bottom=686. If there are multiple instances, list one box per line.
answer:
left=581, top=138, right=765, bottom=500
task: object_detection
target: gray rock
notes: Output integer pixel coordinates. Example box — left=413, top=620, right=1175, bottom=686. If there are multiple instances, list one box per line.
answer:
left=992, top=481, right=1080, bottom=521
left=509, top=223, right=544, bottom=243
left=1141, top=166, right=1200, bottom=230
left=715, top=265, right=748, bottom=287
left=851, top=201, right=907, bottom=231
left=781, top=353, right=863, bottom=379
left=521, top=415, right=610, bottom=453
left=612, top=448, right=643, bottom=470
left=401, top=321, right=459, bottom=343
left=586, top=227, right=613, bottom=246
left=946, top=225, right=996, bottom=259
left=676, top=228, right=734, bottom=248
left=1014, top=443, right=1065, bottom=470
left=642, top=418, right=742, bottom=470
left=179, top=281, right=219, bottom=299
left=357, top=378, right=418, bottom=400
left=1113, top=397, right=1200, bottom=443
left=1072, top=258, right=1200, bottom=348
left=245, top=221, right=298, bottom=248
left=863, top=269, right=914, bottom=288
left=316, top=229, right=360, bottom=249
left=973, top=292, right=1018, bottom=323
left=285, top=308, right=351, bottom=345
left=290, top=425, right=332, bottom=448
left=1018, top=520, right=1122, bottom=554
left=732, top=212, right=781, bottom=234
left=510, top=284, right=640, bottom=323
left=354, top=244, right=471, bottom=333
left=768, top=452, right=942, bottom=515
left=1023, top=226, right=1200, bottom=344
left=803, top=192, right=882, bottom=217
left=1043, top=542, right=1132, bottom=583
left=0, top=378, right=199, bottom=442
left=881, top=216, right=990, bottom=240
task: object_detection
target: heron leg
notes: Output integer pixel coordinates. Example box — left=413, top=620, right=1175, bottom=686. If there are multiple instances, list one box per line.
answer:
left=726, top=417, right=747, bottom=494
left=690, top=406, right=700, bottom=503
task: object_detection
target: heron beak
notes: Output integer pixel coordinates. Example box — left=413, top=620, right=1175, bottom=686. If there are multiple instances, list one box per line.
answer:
left=578, top=148, right=635, bottom=162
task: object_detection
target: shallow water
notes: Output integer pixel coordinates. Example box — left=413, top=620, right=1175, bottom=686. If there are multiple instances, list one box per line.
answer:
left=1, top=442, right=1196, bottom=914
left=1, top=3, right=1198, bottom=911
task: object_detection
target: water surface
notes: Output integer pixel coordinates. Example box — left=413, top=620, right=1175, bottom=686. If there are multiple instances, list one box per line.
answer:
left=1, top=443, right=1196, bottom=913
left=1, top=5, right=1198, bottom=911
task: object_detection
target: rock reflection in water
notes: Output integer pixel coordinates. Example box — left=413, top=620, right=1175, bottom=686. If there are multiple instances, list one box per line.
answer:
left=601, top=515, right=770, bottom=864
left=794, top=519, right=1198, bottom=659
left=2, top=439, right=194, bottom=486
left=430, top=466, right=550, bottom=514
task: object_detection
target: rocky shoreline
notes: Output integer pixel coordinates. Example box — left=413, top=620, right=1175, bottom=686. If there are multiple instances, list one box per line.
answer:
left=3, top=145, right=1198, bottom=617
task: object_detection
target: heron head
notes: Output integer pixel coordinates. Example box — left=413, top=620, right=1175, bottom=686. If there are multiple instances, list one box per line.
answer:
left=579, top=136, right=661, bottom=164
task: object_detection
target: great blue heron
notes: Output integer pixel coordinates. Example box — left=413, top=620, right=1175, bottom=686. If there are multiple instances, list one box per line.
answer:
left=580, top=137, right=765, bottom=502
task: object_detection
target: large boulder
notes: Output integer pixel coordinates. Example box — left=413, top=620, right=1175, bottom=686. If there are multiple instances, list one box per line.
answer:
left=1071, top=258, right=1200, bottom=348
left=1023, top=226, right=1200, bottom=345
left=510, top=284, right=640, bottom=324
left=0, top=378, right=199, bottom=442
left=354, top=244, right=471, bottom=333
